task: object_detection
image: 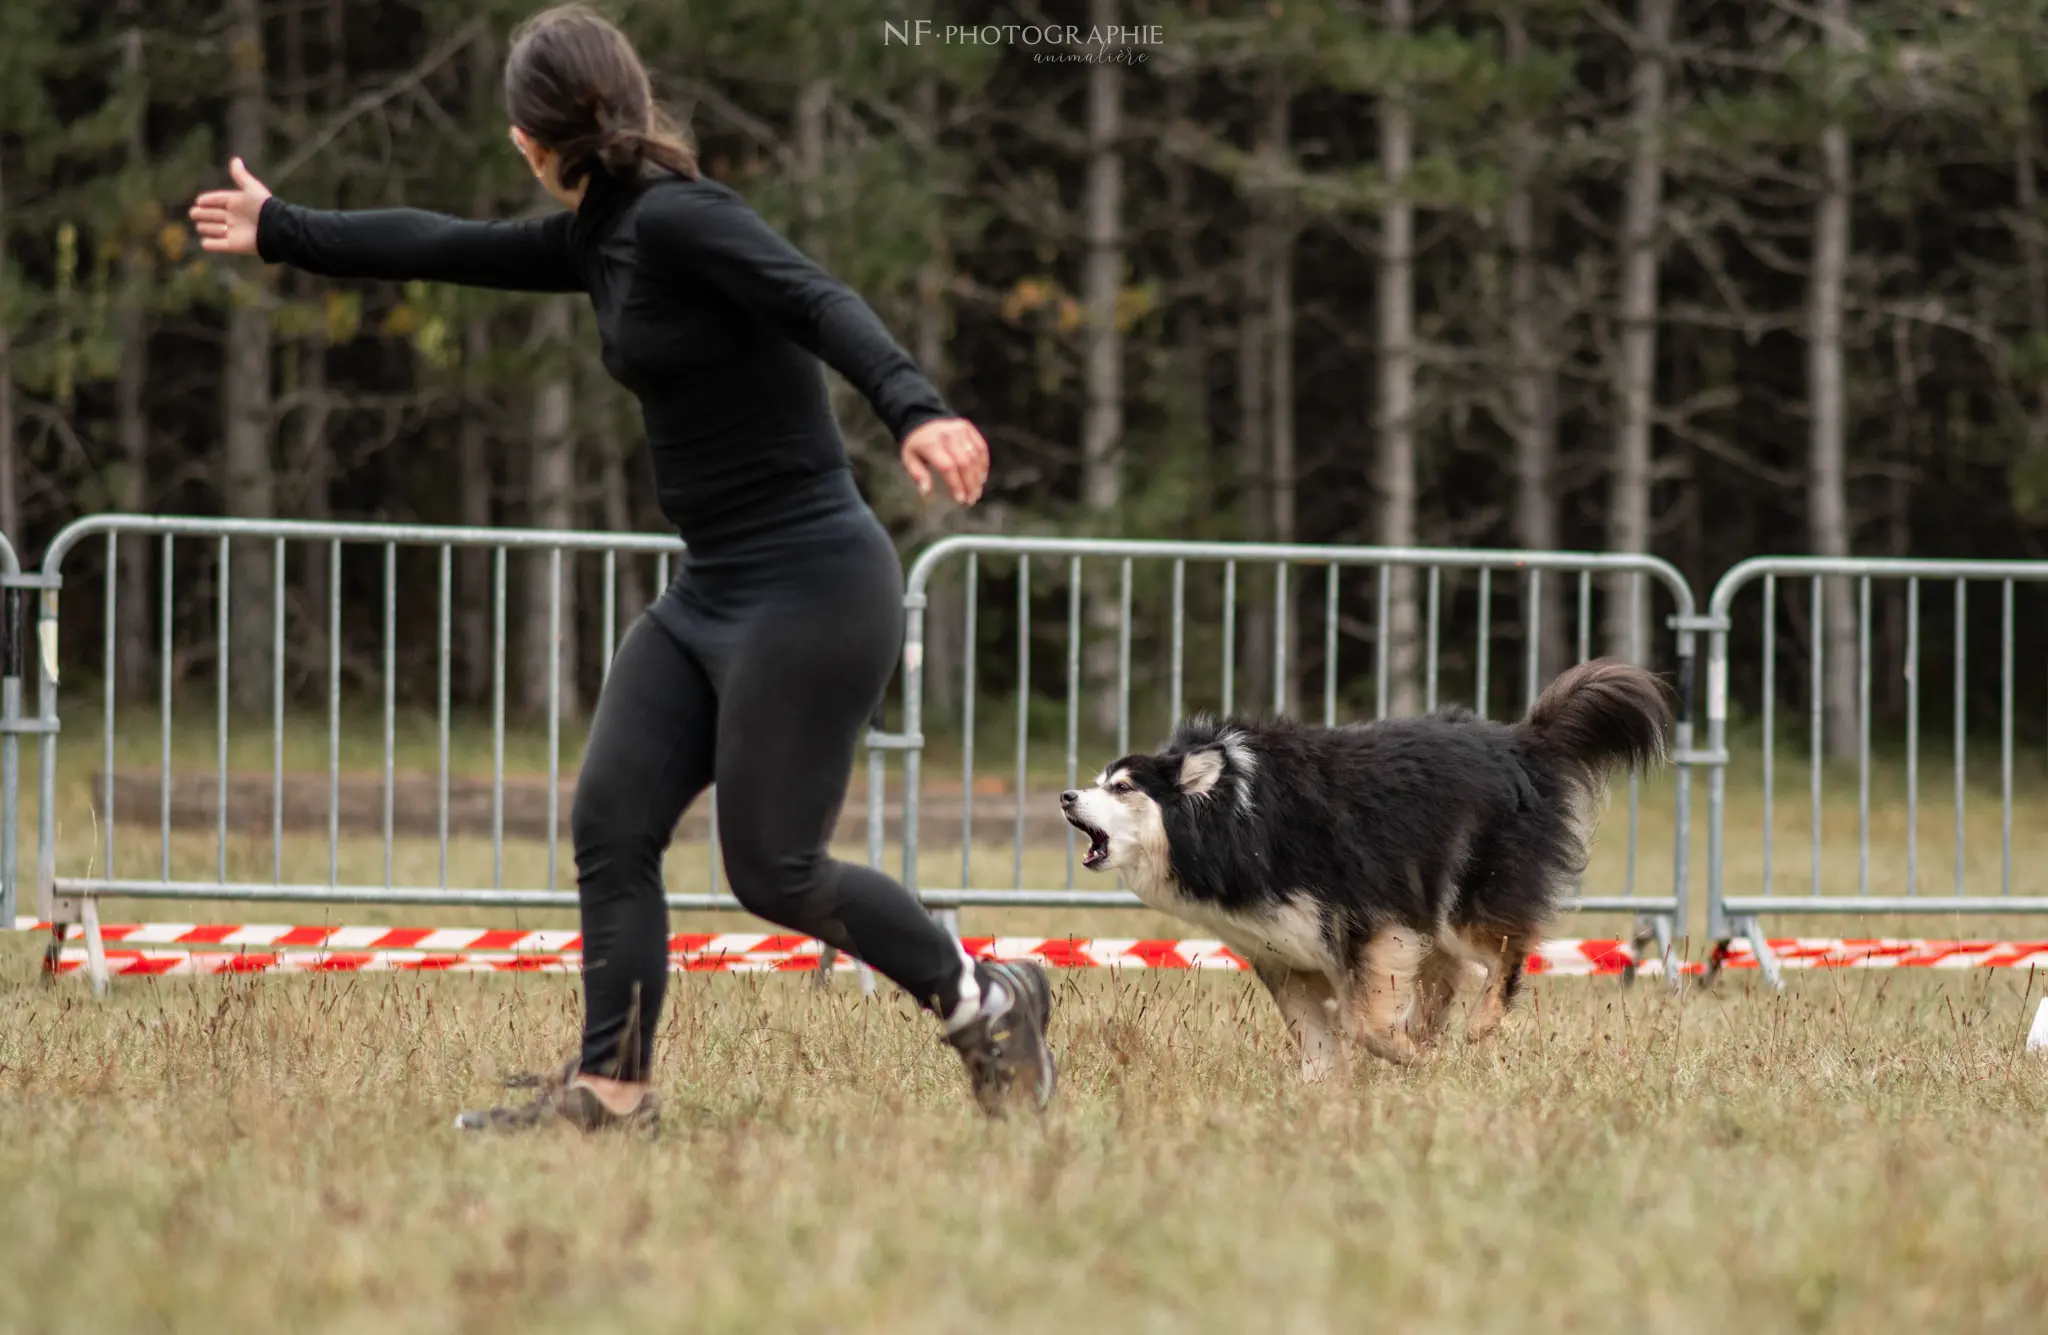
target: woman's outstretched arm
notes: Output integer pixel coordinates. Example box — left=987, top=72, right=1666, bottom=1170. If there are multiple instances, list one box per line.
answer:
left=634, top=178, right=986, bottom=502
left=192, top=157, right=581, bottom=293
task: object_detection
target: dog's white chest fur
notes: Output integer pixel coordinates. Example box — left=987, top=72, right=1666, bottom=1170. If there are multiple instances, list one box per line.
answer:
left=1134, top=879, right=1335, bottom=976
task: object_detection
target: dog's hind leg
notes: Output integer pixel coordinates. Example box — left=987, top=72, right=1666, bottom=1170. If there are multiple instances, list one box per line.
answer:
left=1461, top=927, right=1535, bottom=1043
left=1343, top=927, right=1427, bottom=1066
left=1254, top=964, right=1345, bottom=1082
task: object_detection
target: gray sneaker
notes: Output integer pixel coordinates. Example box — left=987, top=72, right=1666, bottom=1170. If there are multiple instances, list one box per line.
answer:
left=455, top=982, right=658, bottom=1134
left=452, top=1059, right=662, bottom=1134
left=947, top=960, right=1057, bottom=1116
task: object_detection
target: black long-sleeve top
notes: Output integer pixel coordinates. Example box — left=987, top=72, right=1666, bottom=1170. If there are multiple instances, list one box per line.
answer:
left=256, top=167, right=953, bottom=550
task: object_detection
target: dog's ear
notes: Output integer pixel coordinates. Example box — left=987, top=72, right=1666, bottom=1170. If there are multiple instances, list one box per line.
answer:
left=1178, top=747, right=1225, bottom=797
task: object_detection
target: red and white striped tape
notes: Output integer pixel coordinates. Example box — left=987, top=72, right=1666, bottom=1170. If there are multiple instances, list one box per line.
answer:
left=13, top=917, right=2048, bottom=979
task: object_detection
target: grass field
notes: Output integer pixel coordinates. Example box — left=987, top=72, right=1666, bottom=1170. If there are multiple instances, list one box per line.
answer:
left=1, top=950, right=2045, bottom=1332
left=6, top=708, right=2048, bottom=1331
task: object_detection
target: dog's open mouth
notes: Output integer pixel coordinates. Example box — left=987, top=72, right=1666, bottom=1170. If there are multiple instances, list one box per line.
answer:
left=1067, top=814, right=1111, bottom=870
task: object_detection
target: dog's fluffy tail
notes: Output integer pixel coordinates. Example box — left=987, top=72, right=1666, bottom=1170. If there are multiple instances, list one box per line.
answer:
left=1514, top=659, right=1673, bottom=778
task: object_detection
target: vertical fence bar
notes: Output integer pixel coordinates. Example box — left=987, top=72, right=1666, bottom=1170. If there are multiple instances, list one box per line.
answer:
left=1324, top=565, right=1339, bottom=728
left=491, top=548, right=506, bottom=892
left=383, top=544, right=396, bottom=890
left=438, top=546, right=452, bottom=890
left=601, top=552, right=617, bottom=683
left=961, top=553, right=978, bottom=892
left=160, top=535, right=173, bottom=882
left=1013, top=558, right=1030, bottom=890
left=328, top=541, right=341, bottom=889
left=31, top=575, right=55, bottom=928
left=102, top=535, right=115, bottom=883
left=1762, top=574, right=1776, bottom=897
left=1906, top=577, right=1918, bottom=896
left=1222, top=561, right=1237, bottom=716
left=1857, top=576, right=1871, bottom=900
left=1275, top=562, right=1290, bottom=717
left=272, top=540, right=286, bottom=885
left=546, top=549, right=563, bottom=893
left=1576, top=570, right=1591, bottom=664
left=1524, top=569, right=1542, bottom=711
left=1475, top=568, right=1491, bottom=720
left=1423, top=566, right=1439, bottom=713
left=216, top=536, right=229, bottom=885
left=2003, top=579, right=2014, bottom=896
left=1376, top=566, right=1391, bottom=720
left=1955, top=579, right=1967, bottom=897
left=1810, top=576, right=1824, bottom=897
left=1065, top=556, right=1081, bottom=889
left=1170, top=560, right=1186, bottom=728
left=1118, top=558, right=1133, bottom=756
left=2, top=558, right=22, bottom=918
left=709, top=789, right=723, bottom=897
left=1625, top=573, right=1642, bottom=898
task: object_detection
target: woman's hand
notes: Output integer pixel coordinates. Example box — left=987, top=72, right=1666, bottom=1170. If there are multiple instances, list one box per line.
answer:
left=188, top=157, right=273, bottom=256
left=900, top=417, right=990, bottom=506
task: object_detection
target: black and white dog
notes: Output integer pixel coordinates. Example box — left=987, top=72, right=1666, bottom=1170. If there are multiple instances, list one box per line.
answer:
left=1060, top=659, right=1673, bottom=1078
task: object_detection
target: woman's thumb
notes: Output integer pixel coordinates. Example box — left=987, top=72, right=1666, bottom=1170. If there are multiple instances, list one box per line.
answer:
left=229, top=157, right=266, bottom=195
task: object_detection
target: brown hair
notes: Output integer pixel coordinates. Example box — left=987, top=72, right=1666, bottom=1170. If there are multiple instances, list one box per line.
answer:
left=504, top=4, right=696, bottom=187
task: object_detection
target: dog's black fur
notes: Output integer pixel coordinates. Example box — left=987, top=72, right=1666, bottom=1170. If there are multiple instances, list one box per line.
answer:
left=1063, top=659, right=1674, bottom=1070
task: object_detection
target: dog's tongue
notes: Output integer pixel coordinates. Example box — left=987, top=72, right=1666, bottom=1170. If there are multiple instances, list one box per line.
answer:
left=1082, top=834, right=1109, bottom=869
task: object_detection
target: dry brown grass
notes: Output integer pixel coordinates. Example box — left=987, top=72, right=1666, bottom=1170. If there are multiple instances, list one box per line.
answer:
left=6, top=714, right=2048, bottom=1330
left=1, top=944, right=2045, bottom=1333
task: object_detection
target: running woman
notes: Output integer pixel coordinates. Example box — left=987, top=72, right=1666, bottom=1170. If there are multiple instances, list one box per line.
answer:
left=188, top=3, right=1054, bottom=1129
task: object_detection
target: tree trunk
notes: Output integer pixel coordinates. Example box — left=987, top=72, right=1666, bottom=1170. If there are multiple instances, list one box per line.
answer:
left=1809, top=0, right=1856, bottom=760
left=521, top=298, right=579, bottom=720
left=114, top=26, right=153, bottom=697
left=1236, top=166, right=1270, bottom=716
left=1165, top=69, right=1210, bottom=451
left=1080, top=0, right=1126, bottom=737
left=1378, top=0, right=1421, bottom=717
left=0, top=151, right=16, bottom=549
left=596, top=405, right=646, bottom=646
left=457, top=315, right=495, bottom=704
left=223, top=0, right=275, bottom=712
left=457, top=28, right=498, bottom=705
left=1605, top=0, right=1671, bottom=663
left=2019, top=106, right=2046, bottom=335
left=1504, top=11, right=1565, bottom=687
left=913, top=73, right=961, bottom=719
left=1265, top=77, right=1299, bottom=715
left=286, top=0, right=332, bottom=675
left=1164, top=70, right=1212, bottom=707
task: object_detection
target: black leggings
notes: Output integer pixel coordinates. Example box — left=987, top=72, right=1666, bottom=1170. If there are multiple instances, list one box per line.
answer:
left=570, top=503, right=971, bottom=1077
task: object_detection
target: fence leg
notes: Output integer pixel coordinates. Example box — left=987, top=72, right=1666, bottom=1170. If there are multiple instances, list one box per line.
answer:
left=1737, top=917, right=1783, bottom=991
left=80, top=898, right=109, bottom=998
left=1703, top=918, right=1782, bottom=991
left=812, top=947, right=876, bottom=995
left=1655, top=916, right=1685, bottom=993
left=1619, top=915, right=1681, bottom=991
left=40, top=924, right=62, bottom=985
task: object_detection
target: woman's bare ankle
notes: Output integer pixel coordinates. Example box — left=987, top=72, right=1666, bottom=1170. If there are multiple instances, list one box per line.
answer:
left=572, top=1071, right=650, bottom=1115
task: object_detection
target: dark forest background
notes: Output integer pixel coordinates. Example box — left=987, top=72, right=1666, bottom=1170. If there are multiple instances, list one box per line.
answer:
left=6, top=0, right=2048, bottom=754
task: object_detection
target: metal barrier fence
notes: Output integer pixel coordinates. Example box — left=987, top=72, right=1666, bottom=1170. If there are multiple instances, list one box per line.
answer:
left=0, top=528, right=28, bottom=929
left=22, top=514, right=894, bottom=994
left=1702, top=556, right=2048, bottom=988
left=889, top=535, right=1704, bottom=978
left=29, top=517, right=2048, bottom=998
